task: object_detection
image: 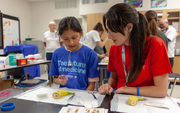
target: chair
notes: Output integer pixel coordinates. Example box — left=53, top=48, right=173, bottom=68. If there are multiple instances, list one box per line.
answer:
left=168, top=73, right=180, bottom=96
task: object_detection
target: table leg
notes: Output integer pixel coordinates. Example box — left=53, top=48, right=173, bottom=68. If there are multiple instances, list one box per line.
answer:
left=170, top=78, right=177, bottom=96
left=104, top=68, right=107, bottom=83
left=25, top=67, right=28, bottom=79
left=100, top=68, right=103, bottom=85
left=48, top=63, right=51, bottom=87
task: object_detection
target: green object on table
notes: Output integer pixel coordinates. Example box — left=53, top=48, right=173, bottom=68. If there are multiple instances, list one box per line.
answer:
left=25, top=38, right=33, bottom=41
left=9, top=53, right=17, bottom=66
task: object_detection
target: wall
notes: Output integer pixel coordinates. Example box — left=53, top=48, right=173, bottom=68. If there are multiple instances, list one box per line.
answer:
left=31, top=0, right=81, bottom=40
left=0, top=0, right=31, bottom=41
left=79, top=0, right=180, bottom=50
left=80, top=0, right=180, bottom=15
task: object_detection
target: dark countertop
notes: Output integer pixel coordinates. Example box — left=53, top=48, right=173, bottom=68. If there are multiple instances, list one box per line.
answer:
left=0, top=94, right=121, bottom=113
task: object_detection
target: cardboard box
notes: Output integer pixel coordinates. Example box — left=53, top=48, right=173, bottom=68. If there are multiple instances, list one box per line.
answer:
left=0, top=80, right=14, bottom=91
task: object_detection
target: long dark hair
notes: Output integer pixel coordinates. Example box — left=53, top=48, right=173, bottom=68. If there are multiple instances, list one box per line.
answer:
left=145, top=10, right=160, bottom=37
left=93, top=22, right=104, bottom=32
left=103, top=3, right=150, bottom=83
left=58, top=17, right=82, bottom=35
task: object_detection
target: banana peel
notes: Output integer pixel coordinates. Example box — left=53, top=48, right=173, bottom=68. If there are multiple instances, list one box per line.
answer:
left=52, top=90, right=75, bottom=99
left=128, top=96, right=146, bottom=106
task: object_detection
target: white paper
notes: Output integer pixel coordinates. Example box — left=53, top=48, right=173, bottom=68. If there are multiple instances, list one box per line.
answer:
left=111, top=94, right=148, bottom=113
left=111, top=94, right=180, bottom=113
left=16, top=86, right=71, bottom=105
left=15, top=86, right=105, bottom=107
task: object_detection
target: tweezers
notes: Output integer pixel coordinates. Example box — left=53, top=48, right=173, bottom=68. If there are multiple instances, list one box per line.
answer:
left=88, top=92, right=97, bottom=100
left=177, top=102, right=180, bottom=108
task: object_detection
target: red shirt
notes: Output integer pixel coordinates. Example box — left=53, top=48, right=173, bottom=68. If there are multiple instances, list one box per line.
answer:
left=107, top=36, right=172, bottom=89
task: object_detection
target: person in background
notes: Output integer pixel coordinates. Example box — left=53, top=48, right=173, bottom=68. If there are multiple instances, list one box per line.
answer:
left=159, top=18, right=177, bottom=69
left=81, top=22, right=109, bottom=50
left=94, top=40, right=108, bottom=63
left=49, top=17, right=100, bottom=90
left=43, top=21, right=63, bottom=60
left=145, top=10, right=168, bottom=48
left=98, top=3, right=172, bottom=97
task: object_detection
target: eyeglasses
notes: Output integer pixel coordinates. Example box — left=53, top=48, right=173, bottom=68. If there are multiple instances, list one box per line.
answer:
left=159, top=22, right=166, bottom=27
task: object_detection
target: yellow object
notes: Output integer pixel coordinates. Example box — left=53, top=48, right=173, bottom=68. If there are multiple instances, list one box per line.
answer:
left=52, top=90, right=74, bottom=99
left=128, top=96, right=145, bottom=106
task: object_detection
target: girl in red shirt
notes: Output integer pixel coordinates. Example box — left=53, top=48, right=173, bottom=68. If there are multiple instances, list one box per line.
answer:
left=98, top=3, right=172, bottom=97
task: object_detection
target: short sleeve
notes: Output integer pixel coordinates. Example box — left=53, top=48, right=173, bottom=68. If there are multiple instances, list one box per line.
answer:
left=49, top=52, right=59, bottom=76
left=91, top=31, right=101, bottom=42
left=150, top=38, right=172, bottom=76
left=166, top=27, right=177, bottom=41
left=87, top=51, right=100, bottom=78
left=107, top=45, right=116, bottom=72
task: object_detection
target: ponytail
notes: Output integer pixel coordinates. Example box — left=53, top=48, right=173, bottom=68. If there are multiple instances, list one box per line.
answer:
left=144, top=10, right=160, bottom=37
left=128, top=12, right=150, bottom=83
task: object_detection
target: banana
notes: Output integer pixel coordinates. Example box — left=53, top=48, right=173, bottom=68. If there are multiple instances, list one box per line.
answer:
left=52, top=90, right=75, bottom=99
left=128, top=96, right=145, bottom=106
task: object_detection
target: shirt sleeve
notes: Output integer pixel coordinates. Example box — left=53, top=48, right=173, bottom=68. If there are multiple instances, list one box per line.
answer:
left=150, top=38, right=172, bottom=76
left=166, top=27, right=177, bottom=41
left=49, top=52, right=59, bottom=76
left=107, top=45, right=116, bottom=72
left=87, top=50, right=100, bottom=78
left=91, top=31, right=101, bottom=42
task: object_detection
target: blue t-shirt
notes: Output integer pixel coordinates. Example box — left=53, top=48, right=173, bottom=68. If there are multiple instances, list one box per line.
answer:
left=49, top=45, right=100, bottom=90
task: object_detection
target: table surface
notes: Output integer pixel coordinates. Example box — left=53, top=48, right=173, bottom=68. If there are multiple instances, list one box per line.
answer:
left=0, top=94, right=120, bottom=113
left=0, top=60, right=51, bottom=72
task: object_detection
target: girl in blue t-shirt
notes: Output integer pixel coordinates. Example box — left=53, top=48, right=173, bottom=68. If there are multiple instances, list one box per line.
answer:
left=49, top=17, right=100, bottom=91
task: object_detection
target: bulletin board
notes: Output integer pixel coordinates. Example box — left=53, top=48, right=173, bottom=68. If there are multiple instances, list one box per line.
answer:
left=0, top=12, right=20, bottom=49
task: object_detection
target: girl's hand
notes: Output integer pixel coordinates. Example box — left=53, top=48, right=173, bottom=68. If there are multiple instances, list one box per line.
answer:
left=100, top=54, right=106, bottom=58
left=57, top=75, right=68, bottom=85
left=98, top=83, right=113, bottom=95
left=114, top=87, right=126, bottom=94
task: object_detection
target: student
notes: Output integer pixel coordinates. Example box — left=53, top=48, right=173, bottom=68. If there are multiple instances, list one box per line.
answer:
left=81, top=22, right=108, bottom=50
left=98, top=3, right=172, bottom=97
left=49, top=17, right=100, bottom=91
left=94, top=39, right=108, bottom=63
left=145, top=10, right=168, bottom=48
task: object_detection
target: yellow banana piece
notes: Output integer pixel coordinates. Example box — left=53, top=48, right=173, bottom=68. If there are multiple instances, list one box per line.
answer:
left=52, top=90, right=75, bottom=99
left=128, top=96, right=145, bottom=106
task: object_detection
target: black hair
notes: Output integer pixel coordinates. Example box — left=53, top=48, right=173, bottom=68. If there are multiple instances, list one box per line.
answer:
left=103, top=3, right=150, bottom=83
left=93, top=22, right=104, bottom=32
left=58, top=17, right=82, bottom=35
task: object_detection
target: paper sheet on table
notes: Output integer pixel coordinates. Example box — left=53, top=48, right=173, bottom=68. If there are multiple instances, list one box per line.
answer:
left=111, top=94, right=148, bottom=113
left=15, top=86, right=105, bottom=107
left=111, top=94, right=180, bottom=113
left=59, top=105, right=108, bottom=113
left=170, top=97, right=180, bottom=108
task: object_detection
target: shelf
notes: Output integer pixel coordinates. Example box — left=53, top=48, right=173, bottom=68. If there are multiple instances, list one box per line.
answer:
left=168, top=17, right=179, bottom=20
